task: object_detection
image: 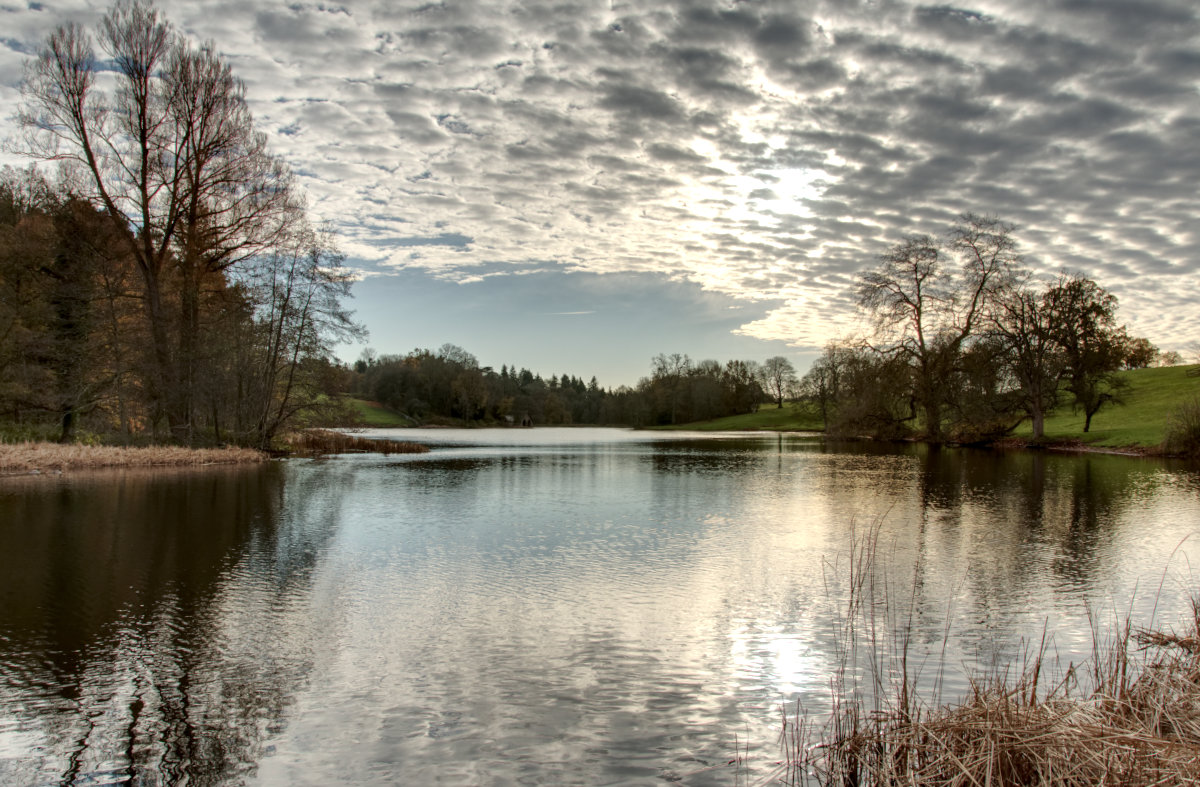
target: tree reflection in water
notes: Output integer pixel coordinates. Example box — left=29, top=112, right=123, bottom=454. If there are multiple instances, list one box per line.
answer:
left=0, top=462, right=345, bottom=786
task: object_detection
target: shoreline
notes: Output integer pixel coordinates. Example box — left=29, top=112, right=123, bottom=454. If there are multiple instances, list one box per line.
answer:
left=0, top=442, right=269, bottom=477
left=987, top=435, right=1157, bottom=457
left=0, top=429, right=1174, bottom=477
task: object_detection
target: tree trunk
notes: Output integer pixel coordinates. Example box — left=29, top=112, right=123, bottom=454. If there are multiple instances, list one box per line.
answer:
left=59, top=408, right=76, bottom=444
left=176, top=267, right=200, bottom=444
left=139, top=267, right=184, bottom=442
left=921, top=391, right=943, bottom=443
left=1031, top=407, right=1045, bottom=440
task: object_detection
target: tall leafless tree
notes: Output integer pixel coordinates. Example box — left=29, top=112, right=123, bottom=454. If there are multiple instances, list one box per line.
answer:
left=760, top=355, right=797, bottom=408
left=20, top=0, right=294, bottom=442
left=857, top=214, right=1021, bottom=442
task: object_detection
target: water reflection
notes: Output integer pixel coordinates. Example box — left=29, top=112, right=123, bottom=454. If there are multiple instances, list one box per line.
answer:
left=1, top=433, right=1197, bottom=785
left=0, top=463, right=350, bottom=786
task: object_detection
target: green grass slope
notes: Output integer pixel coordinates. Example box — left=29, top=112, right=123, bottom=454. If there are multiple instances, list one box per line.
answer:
left=658, top=402, right=824, bottom=432
left=347, top=398, right=414, bottom=428
left=1014, top=364, right=1200, bottom=449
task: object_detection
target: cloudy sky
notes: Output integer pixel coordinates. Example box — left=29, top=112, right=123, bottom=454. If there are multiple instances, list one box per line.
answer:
left=3, top=0, right=1198, bottom=385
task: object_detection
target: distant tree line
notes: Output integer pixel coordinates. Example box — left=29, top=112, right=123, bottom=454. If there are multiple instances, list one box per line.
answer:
left=800, top=214, right=1166, bottom=444
left=352, top=347, right=782, bottom=427
left=1, top=2, right=359, bottom=447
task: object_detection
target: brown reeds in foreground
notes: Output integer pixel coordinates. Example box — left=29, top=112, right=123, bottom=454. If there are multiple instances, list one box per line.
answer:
left=0, top=442, right=267, bottom=475
left=768, top=525, right=1200, bottom=786
left=280, top=428, right=429, bottom=456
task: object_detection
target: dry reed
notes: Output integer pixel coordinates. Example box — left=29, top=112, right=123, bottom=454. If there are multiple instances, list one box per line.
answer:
left=0, top=441, right=267, bottom=475
left=769, top=524, right=1200, bottom=786
left=279, top=428, right=429, bottom=456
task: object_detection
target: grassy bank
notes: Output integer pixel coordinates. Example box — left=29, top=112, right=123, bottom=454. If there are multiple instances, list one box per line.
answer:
left=0, top=442, right=267, bottom=475
left=1013, top=364, right=1200, bottom=450
left=656, top=402, right=824, bottom=432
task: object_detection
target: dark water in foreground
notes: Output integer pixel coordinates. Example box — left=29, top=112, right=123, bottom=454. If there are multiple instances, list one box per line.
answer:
left=1, top=429, right=1198, bottom=785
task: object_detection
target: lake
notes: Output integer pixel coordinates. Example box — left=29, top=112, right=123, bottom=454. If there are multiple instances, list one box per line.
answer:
left=2, top=428, right=1198, bottom=785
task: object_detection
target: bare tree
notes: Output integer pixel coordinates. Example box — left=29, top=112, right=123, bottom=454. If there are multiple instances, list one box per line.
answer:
left=651, top=352, right=691, bottom=425
left=801, top=342, right=852, bottom=427
left=238, top=225, right=362, bottom=448
left=19, top=0, right=293, bottom=442
left=857, top=214, right=1021, bottom=442
left=760, top=356, right=798, bottom=408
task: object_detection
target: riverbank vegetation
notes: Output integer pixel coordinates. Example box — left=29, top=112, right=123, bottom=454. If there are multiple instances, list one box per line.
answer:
left=773, top=605, right=1200, bottom=785
left=0, top=442, right=265, bottom=475
left=279, top=428, right=427, bottom=457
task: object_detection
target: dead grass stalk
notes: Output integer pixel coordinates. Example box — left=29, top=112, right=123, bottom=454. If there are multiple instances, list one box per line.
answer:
left=773, top=525, right=1200, bottom=786
left=0, top=442, right=267, bottom=475
left=279, top=428, right=429, bottom=456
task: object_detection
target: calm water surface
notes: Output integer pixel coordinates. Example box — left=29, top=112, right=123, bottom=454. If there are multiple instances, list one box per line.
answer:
left=1, top=429, right=1198, bottom=785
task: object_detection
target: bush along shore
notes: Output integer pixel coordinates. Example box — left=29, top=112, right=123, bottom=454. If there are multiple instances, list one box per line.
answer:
left=1, top=430, right=429, bottom=475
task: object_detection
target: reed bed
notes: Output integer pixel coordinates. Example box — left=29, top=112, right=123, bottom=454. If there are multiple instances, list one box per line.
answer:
left=0, top=441, right=267, bottom=475
left=280, top=428, right=429, bottom=456
left=766, top=523, right=1200, bottom=786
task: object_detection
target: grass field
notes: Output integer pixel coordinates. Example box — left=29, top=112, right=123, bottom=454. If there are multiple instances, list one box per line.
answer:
left=1013, top=364, right=1200, bottom=449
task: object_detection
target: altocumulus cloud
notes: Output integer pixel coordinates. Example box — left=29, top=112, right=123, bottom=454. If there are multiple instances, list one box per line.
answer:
left=3, top=0, right=1198, bottom=352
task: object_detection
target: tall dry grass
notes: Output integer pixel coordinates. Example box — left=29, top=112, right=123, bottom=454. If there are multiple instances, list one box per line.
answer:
left=0, top=442, right=267, bottom=475
left=279, top=428, right=429, bottom=456
left=765, top=523, right=1200, bottom=786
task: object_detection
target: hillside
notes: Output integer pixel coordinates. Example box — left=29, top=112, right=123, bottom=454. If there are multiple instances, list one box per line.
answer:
left=1013, top=364, right=1199, bottom=450
left=347, top=398, right=415, bottom=428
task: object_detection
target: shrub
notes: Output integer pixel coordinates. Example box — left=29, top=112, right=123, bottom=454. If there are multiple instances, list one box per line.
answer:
left=1162, top=394, right=1200, bottom=457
